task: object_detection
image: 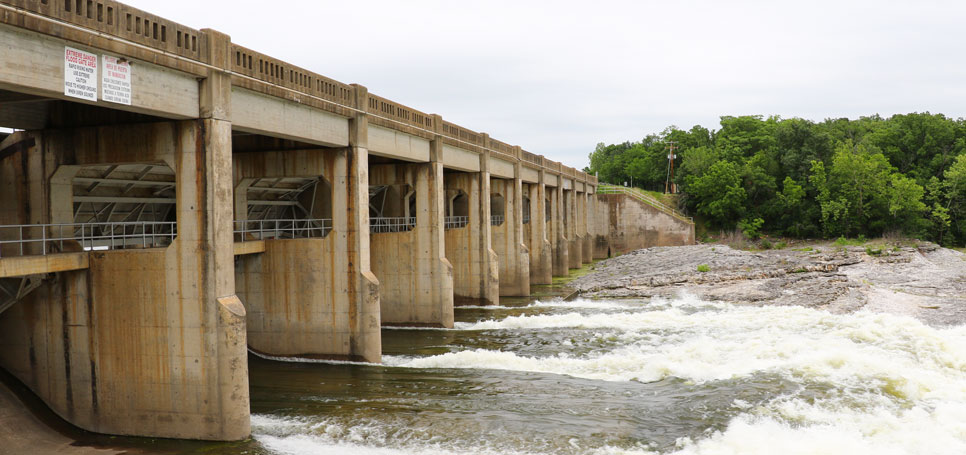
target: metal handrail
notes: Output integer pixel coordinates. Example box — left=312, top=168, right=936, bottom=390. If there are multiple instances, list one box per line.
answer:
left=491, top=215, right=505, bottom=226
left=370, top=217, right=416, bottom=233
left=0, top=222, right=177, bottom=258
left=444, top=216, right=469, bottom=230
left=597, top=184, right=694, bottom=224
left=233, top=218, right=332, bottom=241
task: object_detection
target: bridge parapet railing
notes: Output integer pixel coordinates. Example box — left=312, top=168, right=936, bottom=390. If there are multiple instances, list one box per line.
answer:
left=521, top=151, right=542, bottom=168
left=231, top=44, right=352, bottom=110
left=366, top=93, right=435, bottom=136
left=370, top=217, right=416, bottom=234
left=233, top=218, right=331, bottom=242
left=1, top=0, right=206, bottom=61
left=487, top=138, right=516, bottom=161
left=0, top=222, right=177, bottom=258
left=440, top=121, right=485, bottom=149
left=597, top=184, right=693, bottom=224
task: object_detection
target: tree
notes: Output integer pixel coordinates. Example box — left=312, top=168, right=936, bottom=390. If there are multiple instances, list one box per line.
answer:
left=686, top=160, right=746, bottom=227
left=588, top=112, right=957, bottom=244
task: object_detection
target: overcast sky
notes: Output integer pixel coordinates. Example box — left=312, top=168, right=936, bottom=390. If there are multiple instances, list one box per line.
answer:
left=123, top=0, right=966, bottom=169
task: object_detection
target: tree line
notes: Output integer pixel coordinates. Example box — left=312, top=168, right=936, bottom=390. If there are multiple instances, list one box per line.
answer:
left=587, top=113, right=966, bottom=245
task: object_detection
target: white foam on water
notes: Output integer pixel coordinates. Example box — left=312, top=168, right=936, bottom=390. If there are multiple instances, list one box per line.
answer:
left=405, top=304, right=966, bottom=395
left=255, top=295, right=966, bottom=455
left=251, top=414, right=556, bottom=455
left=454, top=304, right=517, bottom=310
left=249, top=349, right=381, bottom=367
left=665, top=398, right=966, bottom=455
left=529, top=299, right=649, bottom=310
left=455, top=298, right=649, bottom=312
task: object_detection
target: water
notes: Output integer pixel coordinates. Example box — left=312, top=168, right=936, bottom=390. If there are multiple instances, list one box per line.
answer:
left=74, top=290, right=966, bottom=454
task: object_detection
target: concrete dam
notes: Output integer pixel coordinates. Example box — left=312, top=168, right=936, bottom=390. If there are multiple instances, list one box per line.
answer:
left=0, top=0, right=694, bottom=441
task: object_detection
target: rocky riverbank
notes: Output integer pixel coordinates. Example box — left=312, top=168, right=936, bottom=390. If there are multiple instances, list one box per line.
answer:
left=571, top=242, right=966, bottom=327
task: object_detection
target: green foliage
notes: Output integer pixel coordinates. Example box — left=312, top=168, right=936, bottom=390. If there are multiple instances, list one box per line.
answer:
left=775, top=241, right=787, bottom=249
left=739, top=217, right=765, bottom=240
left=687, top=161, right=746, bottom=227
left=587, top=113, right=966, bottom=246
left=834, top=236, right=867, bottom=247
left=697, top=264, right=710, bottom=273
left=865, top=245, right=883, bottom=256
left=759, top=238, right=773, bottom=250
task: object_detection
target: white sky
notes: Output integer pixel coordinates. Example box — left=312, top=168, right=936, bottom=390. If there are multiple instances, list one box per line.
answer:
left=123, top=0, right=966, bottom=169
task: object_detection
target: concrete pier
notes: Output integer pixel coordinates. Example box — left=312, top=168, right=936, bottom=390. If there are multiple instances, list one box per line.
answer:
left=580, top=191, right=593, bottom=264
left=369, top=161, right=454, bottom=327
left=445, top=170, right=499, bottom=306
left=491, top=171, right=530, bottom=297
left=565, top=189, right=583, bottom=270
left=550, top=181, right=570, bottom=276
left=525, top=172, right=552, bottom=285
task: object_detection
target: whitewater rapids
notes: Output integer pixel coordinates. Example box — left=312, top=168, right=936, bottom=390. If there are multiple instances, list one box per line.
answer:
left=250, top=296, right=966, bottom=455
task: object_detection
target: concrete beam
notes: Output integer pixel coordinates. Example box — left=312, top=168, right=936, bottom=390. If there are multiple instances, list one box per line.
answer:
left=232, top=241, right=265, bottom=256
left=72, top=177, right=174, bottom=187
left=73, top=196, right=175, bottom=204
left=231, top=87, right=349, bottom=148
left=489, top=156, right=515, bottom=179
left=442, top=144, right=481, bottom=172
left=0, top=252, right=88, bottom=278
left=0, top=23, right=199, bottom=120
left=368, top=124, right=430, bottom=163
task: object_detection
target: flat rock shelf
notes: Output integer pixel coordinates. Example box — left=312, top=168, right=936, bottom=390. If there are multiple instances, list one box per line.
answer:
left=571, top=242, right=966, bottom=327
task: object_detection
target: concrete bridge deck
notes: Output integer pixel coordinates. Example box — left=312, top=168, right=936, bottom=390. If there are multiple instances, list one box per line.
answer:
left=0, top=0, right=695, bottom=443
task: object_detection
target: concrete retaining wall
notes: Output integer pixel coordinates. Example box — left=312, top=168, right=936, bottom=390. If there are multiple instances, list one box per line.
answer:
left=593, top=193, right=695, bottom=257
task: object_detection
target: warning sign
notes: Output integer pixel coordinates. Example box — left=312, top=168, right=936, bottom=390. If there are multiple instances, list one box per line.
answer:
left=64, top=46, right=98, bottom=101
left=102, top=55, right=132, bottom=105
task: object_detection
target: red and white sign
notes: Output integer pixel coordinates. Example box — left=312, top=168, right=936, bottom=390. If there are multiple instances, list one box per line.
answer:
left=102, top=55, right=132, bottom=105
left=64, top=46, right=98, bottom=101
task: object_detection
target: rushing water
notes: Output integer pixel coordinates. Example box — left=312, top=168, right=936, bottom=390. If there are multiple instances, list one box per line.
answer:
left=71, top=287, right=966, bottom=454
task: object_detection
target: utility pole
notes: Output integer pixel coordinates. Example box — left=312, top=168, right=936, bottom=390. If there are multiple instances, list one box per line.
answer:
left=665, top=141, right=678, bottom=194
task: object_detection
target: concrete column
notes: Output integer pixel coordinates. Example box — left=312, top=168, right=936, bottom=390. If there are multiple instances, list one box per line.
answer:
left=478, top=145, right=501, bottom=300
left=528, top=170, right=552, bottom=284
left=551, top=179, right=569, bottom=276
left=345, top=84, right=382, bottom=361
left=579, top=189, right=593, bottom=264
left=198, top=29, right=250, bottom=441
left=490, top=148, right=530, bottom=296
left=588, top=185, right=613, bottom=260
left=566, top=188, right=583, bottom=269
left=424, top=138, right=455, bottom=326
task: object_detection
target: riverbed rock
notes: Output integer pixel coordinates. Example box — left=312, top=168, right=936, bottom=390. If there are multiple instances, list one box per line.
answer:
left=571, top=242, right=966, bottom=326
